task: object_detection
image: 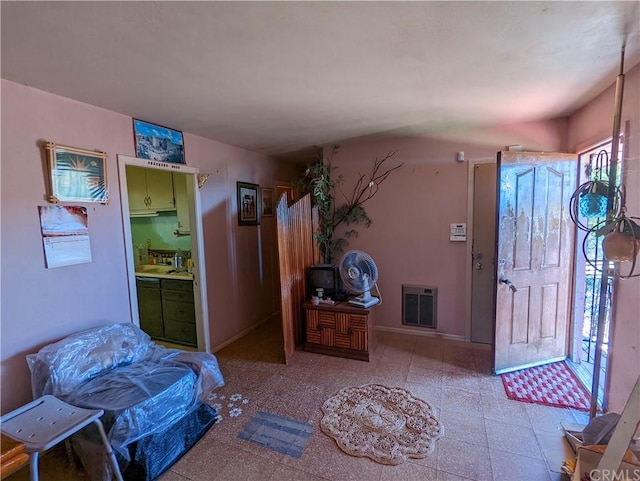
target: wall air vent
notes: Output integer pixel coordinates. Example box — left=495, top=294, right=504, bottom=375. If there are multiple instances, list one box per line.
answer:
left=402, top=285, right=437, bottom=329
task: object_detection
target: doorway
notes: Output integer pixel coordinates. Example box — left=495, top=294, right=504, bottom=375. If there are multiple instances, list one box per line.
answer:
left=470, top=162, right=497, bottom=344
left=117, top=155, right=211, bottom=352
left=569, top=140, right=621, bottom=408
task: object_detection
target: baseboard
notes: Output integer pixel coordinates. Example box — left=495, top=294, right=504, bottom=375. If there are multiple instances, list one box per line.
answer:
left=211, top=311, right=280, bottom=352
left=375, top=325, right=467, bottom=342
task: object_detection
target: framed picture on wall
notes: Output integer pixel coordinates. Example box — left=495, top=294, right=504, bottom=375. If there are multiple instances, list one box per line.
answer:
left=261, top=187, right=274, bottom=217
left=43, top=142, right=109, bottom=204
left=237, top=182, right=260, bottom=225
left=133, top=119, right=185, bottom=164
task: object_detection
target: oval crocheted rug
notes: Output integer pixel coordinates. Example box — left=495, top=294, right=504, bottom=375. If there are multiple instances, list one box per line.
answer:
left=320, top=384, right=443, bottom=465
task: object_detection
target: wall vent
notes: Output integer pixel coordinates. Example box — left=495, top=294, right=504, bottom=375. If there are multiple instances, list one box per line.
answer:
left=402, top=285, right=437, bottom=329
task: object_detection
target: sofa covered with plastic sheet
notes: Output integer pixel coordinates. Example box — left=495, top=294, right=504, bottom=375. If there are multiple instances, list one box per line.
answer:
left=27, top=323, right=225, bottom=481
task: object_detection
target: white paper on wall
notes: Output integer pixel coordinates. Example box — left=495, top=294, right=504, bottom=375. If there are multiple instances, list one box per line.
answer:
left=38, top=205, right=92, bottom=268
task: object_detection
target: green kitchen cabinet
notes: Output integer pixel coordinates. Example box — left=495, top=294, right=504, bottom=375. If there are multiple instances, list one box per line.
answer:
left=136, top=276, right=196, bottom=347
left=136, top=277, right=163, bottom=338
left=161, top=279, right=196, bottom=346
left=127, top=165, right=175, bottom=213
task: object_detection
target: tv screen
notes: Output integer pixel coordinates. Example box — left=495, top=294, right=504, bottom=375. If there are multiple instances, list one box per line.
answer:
left=310, top=269, right=335, bottom=289
left=308, top=264, right=342, bottom=298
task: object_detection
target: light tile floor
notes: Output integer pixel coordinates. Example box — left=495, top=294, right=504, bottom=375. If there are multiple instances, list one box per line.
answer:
left=7, top=317, right=581, bottom=481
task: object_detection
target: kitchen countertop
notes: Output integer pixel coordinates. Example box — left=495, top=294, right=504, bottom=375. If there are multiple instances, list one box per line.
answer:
left=135, top=264, right=194, bottom=280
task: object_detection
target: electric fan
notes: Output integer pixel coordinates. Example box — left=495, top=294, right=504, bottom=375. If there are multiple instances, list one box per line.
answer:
left=338, top=250, right=380, bottom=308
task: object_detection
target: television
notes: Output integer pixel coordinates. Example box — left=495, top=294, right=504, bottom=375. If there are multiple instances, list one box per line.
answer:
left=307, top=264, right=344, bottom=300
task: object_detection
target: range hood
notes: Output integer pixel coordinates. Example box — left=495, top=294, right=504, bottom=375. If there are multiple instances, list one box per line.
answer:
left=130, top=211, right=159, bottom=218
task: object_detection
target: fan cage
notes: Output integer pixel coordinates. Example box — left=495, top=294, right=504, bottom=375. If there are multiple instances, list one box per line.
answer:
left=339, top=250, right=379, bottom=295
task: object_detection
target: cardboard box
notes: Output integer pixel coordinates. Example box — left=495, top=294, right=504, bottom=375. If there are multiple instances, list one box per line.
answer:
left=572, top=445, right=640, bottom=481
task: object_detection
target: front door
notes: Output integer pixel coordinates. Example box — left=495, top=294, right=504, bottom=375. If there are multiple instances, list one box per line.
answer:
left=494, top=151, right=577, bottom=374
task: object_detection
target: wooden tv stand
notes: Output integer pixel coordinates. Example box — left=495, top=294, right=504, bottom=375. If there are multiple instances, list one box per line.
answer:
left=303, top=300, right=375, bottom=361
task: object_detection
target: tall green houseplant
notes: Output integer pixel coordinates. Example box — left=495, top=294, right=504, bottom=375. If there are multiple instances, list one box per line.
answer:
left=296, top=145, right=403, bottom=264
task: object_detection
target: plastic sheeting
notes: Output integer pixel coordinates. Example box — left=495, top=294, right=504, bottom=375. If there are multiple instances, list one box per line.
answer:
left=71, top=402, right=219, bottom=481
left=66, top=360, right=198, bottom=452
left=119, top=402, right=219, bottom=480
left=27, top=323, right=225, bottom=468
left=28, top=323, right=153, bottom=399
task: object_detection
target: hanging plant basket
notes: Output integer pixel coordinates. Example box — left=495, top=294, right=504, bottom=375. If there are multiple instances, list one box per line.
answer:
left=569, top=179, right=622, bottom=231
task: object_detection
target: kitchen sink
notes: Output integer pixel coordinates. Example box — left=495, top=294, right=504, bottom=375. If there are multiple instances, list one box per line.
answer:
left=136, top=265, right=174, bottom=274
left=135, top=264, right=193, bottom=279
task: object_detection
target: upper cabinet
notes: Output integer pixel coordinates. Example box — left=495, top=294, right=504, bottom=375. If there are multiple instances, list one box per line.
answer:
left=173, top=173, right=190, bottom=234
left=127, top=166, right=175, bottom=213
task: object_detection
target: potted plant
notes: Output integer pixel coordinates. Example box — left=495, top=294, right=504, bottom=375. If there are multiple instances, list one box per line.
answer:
left=295, top=145, right=403, bottom=263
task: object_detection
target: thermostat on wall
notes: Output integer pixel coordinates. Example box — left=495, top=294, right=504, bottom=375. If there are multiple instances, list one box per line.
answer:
left=450, top=223, right=467, bottom=241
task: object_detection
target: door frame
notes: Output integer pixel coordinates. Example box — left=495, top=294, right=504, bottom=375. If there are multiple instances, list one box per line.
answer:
left=117, top=155, right=211, bottom=352
left=569, top=136, right=617, bottom=408
left=465, top=157, right=496, bottom=342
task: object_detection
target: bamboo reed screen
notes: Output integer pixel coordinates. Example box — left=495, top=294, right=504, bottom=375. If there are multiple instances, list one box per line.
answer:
left=276, top=193, right=320, bottom=361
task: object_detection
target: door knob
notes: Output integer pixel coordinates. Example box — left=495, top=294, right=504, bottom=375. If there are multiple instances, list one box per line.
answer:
left=474, top=262, right=483, bottom=270
left=499, top=277, right=518, bottom=292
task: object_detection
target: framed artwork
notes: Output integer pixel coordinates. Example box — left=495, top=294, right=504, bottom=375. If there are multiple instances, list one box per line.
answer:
left=261, top=187, right=274, bottom=217
left=237, top=182, right=260, bottom=225
left=44, top=142, right=109, bottom=204
left=133, top=119, right=185, bottom=164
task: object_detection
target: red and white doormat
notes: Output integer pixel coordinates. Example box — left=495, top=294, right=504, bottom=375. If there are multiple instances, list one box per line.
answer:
left=501, top=361, right=592, bottom=411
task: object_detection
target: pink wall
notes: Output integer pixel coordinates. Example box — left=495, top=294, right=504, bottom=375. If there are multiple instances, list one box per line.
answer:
left=183, top=133, right=302, bottom=346
left=0, top=80, right=299, bottom=413
left=329, top=67, right=638, bottom=413
left=1, top=81, right=134, bottom=412
left=326, top=122, right=567, bottom=338
left=567, top=62, right=640, bottom=414
left=4, top=62, right=635, bottom=418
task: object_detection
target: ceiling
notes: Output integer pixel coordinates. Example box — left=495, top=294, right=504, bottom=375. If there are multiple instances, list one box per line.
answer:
left=2, top=1, right=639, bottom=157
